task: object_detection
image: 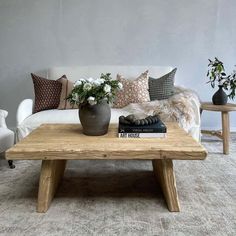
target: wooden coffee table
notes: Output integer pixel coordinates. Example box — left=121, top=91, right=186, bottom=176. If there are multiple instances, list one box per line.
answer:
left=6, top=123, right=207, bottom=213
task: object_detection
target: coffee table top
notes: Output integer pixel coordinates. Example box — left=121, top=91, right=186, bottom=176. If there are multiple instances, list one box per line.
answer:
left=201, top=102, right=236, bottom=112
left=6, top=123, right=207, bottom=160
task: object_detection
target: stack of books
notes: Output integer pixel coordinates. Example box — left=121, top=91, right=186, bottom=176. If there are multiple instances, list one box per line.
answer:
left=118, top=117, right=167, bottom=138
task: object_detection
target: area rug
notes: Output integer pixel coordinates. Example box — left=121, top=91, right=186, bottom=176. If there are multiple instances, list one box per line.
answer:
left=0, top=134, right=235, bottom=236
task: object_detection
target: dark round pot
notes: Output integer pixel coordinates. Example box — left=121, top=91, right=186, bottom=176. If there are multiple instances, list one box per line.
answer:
left=212, top=85, right=228, bottom=105
left=79, top=101, right=111, bottom=136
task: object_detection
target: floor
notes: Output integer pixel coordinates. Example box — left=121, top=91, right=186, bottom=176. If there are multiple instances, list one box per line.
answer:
left=0, top=134, right=236, bottom=236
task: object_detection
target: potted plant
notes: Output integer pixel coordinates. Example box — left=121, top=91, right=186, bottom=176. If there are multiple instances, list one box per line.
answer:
left=207, top=57, right=236, bottom=105
left=67, top=73, right=123, bottom=136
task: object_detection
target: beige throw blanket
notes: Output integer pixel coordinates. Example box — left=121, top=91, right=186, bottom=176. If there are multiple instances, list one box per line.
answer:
left=122, top=87, right=200, bottom=134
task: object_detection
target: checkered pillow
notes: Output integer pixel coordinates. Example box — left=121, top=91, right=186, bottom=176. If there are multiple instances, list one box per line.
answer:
left=149, top=68, right=177, bottom=100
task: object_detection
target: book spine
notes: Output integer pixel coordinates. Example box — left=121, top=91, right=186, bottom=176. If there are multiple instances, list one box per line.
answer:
left=118, top=133, right=166, bottom=138
left=118, top=128, right=166, bottom=133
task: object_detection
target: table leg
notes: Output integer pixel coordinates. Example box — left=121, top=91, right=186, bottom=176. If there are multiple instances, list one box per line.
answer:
left=37, top=160, right=67, bottom=213
left=221, top=111, right=230, bottom=155
left=152, top=159, right=180, bottom=212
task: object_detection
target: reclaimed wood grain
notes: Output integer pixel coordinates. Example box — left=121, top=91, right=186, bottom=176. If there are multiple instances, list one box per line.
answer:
left=201, top=102, right=236, bottom=112
left=6, top=123, right=207, bottom=161
left=37, top=160, right=66, bottom=213
left=152, top=159, right=180, bottom=212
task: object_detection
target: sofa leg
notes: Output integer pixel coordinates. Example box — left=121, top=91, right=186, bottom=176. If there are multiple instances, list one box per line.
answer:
left=8, top=160, right=15, bottom=169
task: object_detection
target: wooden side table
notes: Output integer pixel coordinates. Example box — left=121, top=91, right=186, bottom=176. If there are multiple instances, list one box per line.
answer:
left=201, top=102, right=236, bottom=155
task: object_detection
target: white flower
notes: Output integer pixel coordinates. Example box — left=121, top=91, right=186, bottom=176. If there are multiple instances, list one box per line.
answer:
left=83, top=83, right=92, bottom=91
left=72, top=93, right=79, bottom=102
left=74, top=80, right=82, bottom=87
left=79, top=78, right=86, bottom=82
left=93, top=80, right=100, bottom=86
left=118, top=82, right=123, bottom=90
left=87, top=77, right=94, bottom=83
left=92, top=79, right=102, bottom=86
left=104, top=84, right=111, bottom=93
left=87, top=96, right=97, bottom=105
left=99, top=79, right=105, bottom=84
left=93, top=78, right=105, bottom=86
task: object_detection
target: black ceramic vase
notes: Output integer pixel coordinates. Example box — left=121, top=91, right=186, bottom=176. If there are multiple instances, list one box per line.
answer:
left=212, top=85, right=228, bottom=105
left=79, top=101, right=111, bottom=136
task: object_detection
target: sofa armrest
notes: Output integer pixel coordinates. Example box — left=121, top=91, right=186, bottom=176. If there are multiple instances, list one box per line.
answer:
left=183, top=89, right=201, bottom=126
left=174, top=86, right=201, bottom=125
left=189, top=95, right=201, bottom=126
left=188, top=97, right=201, bottom=141
left=0, top=109, right=8, bottom=128
left=16, top=99, right=34, bottom=126
left=174, top=86, right=201, bottom=141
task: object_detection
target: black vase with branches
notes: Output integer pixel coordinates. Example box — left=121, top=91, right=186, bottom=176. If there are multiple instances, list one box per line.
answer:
left=207, top=57, right=236, bottom=105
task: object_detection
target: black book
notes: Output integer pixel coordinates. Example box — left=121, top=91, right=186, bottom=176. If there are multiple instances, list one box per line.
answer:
left=118, top=118, right=167, bottom=133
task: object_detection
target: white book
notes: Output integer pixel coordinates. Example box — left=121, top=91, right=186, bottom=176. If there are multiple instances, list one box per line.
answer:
left=118, top=133, right=167, bottom=138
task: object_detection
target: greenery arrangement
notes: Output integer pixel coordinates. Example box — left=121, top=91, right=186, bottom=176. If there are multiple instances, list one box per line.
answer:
left=207, top=57, right=236, bottom=99
left=67, top=73, right=123, bottom=106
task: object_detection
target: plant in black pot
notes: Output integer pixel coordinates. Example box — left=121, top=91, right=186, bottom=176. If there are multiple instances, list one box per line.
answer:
left=67, top=73, right=123, bottom=136
left=207, top=57, right=236, bottom=105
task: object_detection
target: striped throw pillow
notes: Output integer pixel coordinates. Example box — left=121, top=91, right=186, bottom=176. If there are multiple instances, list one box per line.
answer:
left=57, top=77, right=76, bottom=109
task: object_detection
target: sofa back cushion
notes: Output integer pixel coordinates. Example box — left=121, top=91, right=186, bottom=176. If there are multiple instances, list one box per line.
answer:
left=113, top=70, right=150, bottom=108
left=31, top=74, right=63, bottom=113
left=48, top=66, right=173, bottom=82
left=149, top=68, right=177, bottom=100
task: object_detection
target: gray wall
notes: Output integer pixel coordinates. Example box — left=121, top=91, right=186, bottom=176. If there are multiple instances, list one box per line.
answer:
left=0, top=0, right=236, bottom=129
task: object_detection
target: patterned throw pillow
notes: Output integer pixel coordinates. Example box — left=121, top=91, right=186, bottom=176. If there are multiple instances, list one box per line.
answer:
left=57, top=77, right=76, bottom=109
left=113, top=70, right=150, bottom=108
left=31, top=74, right=63, bottom=113
left=149, top=68, right=177, bottom=101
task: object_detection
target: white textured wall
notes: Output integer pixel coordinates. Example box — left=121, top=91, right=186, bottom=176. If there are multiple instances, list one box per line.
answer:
left=0, top=0, right=236, bottom=129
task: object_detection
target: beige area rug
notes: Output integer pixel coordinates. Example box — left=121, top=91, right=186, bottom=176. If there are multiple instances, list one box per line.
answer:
left=0, top=134, right=236, bottom=236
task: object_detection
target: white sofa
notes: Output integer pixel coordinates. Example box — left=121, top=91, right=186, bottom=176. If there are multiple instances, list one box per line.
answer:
left=16, top=66, right=201, bottom=141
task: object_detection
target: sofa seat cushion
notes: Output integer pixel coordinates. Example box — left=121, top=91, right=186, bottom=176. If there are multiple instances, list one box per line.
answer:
left=17, top=108, right=130, bottom=140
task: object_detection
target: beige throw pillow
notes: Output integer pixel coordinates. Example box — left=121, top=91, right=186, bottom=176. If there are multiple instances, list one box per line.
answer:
left=57, top=77, right=76, bottom=109
left=113, top=70, right=150, bottom=108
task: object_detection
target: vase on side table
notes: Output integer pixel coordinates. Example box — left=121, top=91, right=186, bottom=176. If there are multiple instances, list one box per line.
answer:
left=212, top=85, right=228, bottom=105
